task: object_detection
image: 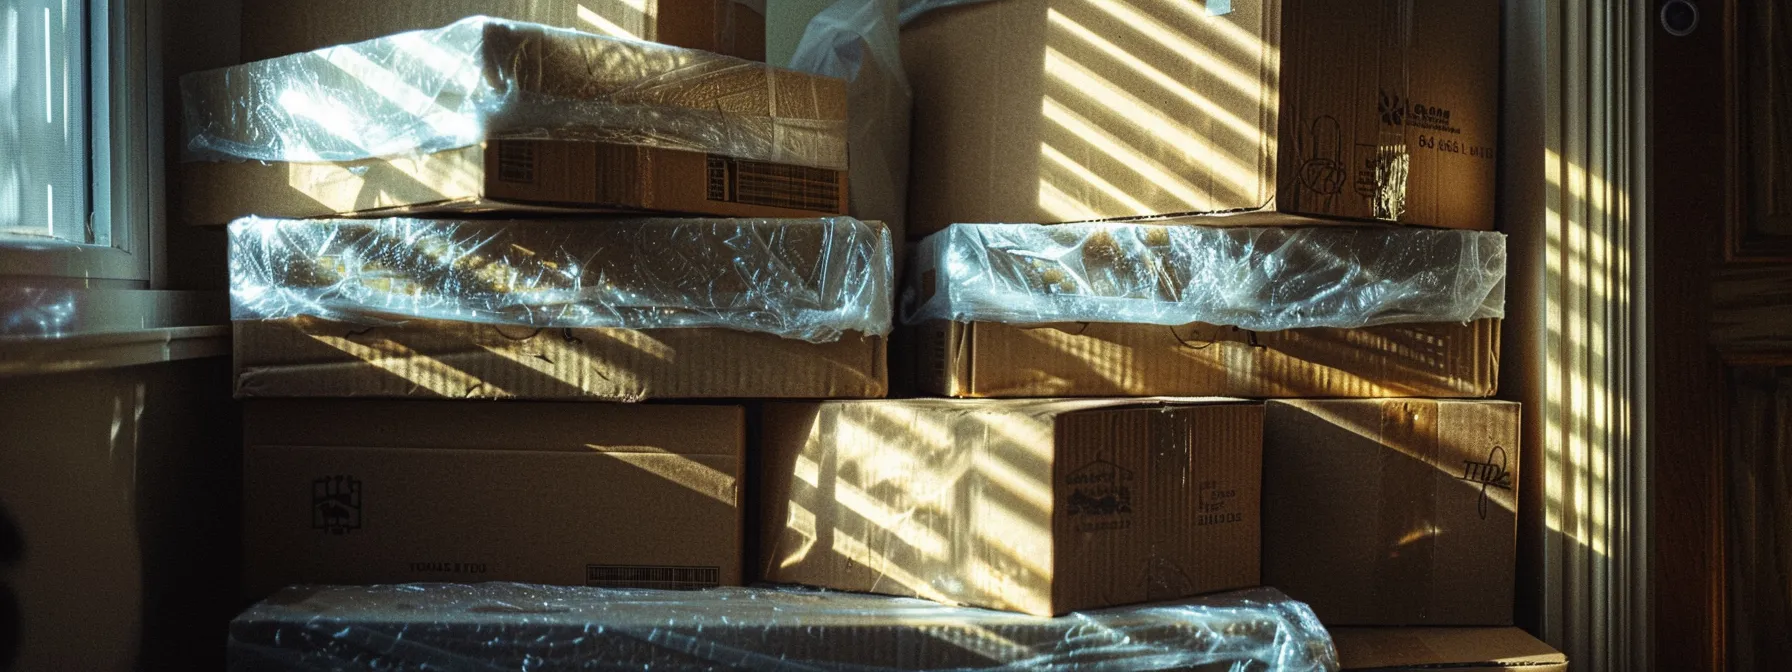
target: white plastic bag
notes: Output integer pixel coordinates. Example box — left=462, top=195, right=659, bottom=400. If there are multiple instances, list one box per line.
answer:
left=789, top=0, right=911, bottom=243
left=897, top=0, right=995, bottom=25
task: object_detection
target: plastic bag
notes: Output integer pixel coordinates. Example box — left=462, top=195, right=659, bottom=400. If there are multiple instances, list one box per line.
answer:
left=788, top=0, right=911, bottom=241
left=898, top=0, right=997, bottom=24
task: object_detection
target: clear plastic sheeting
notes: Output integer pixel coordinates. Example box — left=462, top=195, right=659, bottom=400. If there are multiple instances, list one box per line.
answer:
left=228, top=583, right=1339, bottom=671
left=904, top=223, right=1506, bottom=331
left=230, top=216, right=893, bottom=343
left=789, top=0, right=912, bottom=240
left=182, top=16, right=848, bottom=169
left=898, top=0, right=997, bottom=24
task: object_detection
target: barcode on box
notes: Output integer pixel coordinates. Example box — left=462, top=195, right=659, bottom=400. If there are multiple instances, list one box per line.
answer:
left=705, top=155, right=839, bottom=212
left=497, top=142, right=536, bottom=184
left=927, top=323, right=948, bottom=377
left=586, top=564, right=720, bottom=590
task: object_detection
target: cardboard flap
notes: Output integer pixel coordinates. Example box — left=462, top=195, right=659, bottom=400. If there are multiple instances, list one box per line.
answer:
left=930, top=319, right=1500, bottom=399
left=1332, top=628, right=1567, bottom=669
left=245, top=400, right=742, bottom=457
left=233, top=317, right=889, bottom=401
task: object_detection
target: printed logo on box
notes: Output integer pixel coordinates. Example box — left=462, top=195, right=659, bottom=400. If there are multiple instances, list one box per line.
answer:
left=1066, top=460, right=1133, bottom=531
left=312, top=475, right=362, bottom=535
left=1457, top=445, right=1514, bottom=520
left=1380, top=90, right=1461, bottom=134
left=1197, top=480, right=1243, bottom=526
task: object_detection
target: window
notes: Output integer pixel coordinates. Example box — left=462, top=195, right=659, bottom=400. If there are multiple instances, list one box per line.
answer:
left=0, top=0, right=155, bottom=285
left=1, top=0, right=93, bottom=245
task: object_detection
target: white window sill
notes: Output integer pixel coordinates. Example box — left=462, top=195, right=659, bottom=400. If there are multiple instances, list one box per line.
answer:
left=0, top=237, right=152, bottom=284
left=0, top=287, right=229, bottom=376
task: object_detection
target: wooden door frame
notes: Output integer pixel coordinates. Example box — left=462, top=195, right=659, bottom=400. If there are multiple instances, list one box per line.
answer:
left=1648, top=0, right=1725, bottom=652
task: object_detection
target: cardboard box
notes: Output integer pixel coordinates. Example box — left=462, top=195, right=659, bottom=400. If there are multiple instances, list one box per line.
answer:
left=901, top=0, right=1500, bottom=235
left=179, top=139, right=848, bottom=226
left=759, top=398, right=1262, bottom=616
left=1333, top=628, right=1568, bottom=671
left=188, top=17, right=839, bottom=173
left=1263, top=399, right=1521, bottom=625
left=179, top=14, right=845, bottom=225
left=911, top=319, right=1500, bottom=398
left=234, top=316, right=887, bottom=401
left=242, top=400, right=745, bottom=599
left=241, top=0, right=767, bottom=62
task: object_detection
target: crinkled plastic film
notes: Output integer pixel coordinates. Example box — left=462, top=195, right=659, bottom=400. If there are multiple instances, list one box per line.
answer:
left=790, top=0, right=912, bottom=239
left=898, top=0, right=997, bottom=24
left=228, top=583, right=1339, bottom=671
left=904, top=223, right=1505, bottom=331
left=182, top=17, right=848, bottom=169
left=229, top=216, right=893, bottom=343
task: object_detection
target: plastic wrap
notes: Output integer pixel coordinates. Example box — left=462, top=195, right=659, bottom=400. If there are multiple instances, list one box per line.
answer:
left=182, top=17, right=848, bottom=169
left=898, top=0, right=997, bottom=24
left=230, top=216, right=893, bottom=343
left=228, top=583, right=1339, bottom=671
left=789, top=0, right=912, bottom=241
left=904, top=223, right=1505, bottom=331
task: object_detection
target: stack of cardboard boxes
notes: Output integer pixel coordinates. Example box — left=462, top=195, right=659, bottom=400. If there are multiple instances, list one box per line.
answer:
left=182, top=1, right=887, bottom=598
left=204, top=1, right=1566, bottom=669
left=755, top=0, right=1558, bottom=669
left=792, top=2, right=1548, bottom=670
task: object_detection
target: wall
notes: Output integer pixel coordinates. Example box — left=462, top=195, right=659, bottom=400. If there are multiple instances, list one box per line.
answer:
left=0, top=356, right=240, bottom=671
left=160, top=0, right=241, bottom=289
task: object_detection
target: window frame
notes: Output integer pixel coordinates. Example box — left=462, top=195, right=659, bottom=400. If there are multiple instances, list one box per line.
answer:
left=0, top=0, right=159, bottom=287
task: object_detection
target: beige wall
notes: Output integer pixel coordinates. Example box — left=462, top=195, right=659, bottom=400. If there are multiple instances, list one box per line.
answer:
left=161, top=0, right=241, bottom=289
left=0, top=357, right=239, bottom=670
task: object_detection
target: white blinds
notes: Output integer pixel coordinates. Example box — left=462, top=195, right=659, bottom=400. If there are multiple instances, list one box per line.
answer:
left=0, top=0, right=92, bottom=245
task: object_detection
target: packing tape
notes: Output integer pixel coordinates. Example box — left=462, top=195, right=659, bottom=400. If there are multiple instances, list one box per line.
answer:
left=1374, top=400, right=1438, bottom=623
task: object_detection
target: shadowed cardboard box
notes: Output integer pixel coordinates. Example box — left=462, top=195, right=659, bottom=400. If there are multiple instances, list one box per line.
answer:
left=234, top=316, right=887, bottom=401
left=179, top=138, right=849, bottom=226
left=759, top=398, right=1262, bottom=616
left=1263, top=399, right=1521, bottom=626
left=901, top=0, right=1500, bottom=235
left=241, top=400, right=744, bottom=599
left=240, top=0, right=767, bottom=62
left=1333, top=628, right=1567, bottom=671
left=909, top=319, right=1499, bottom=399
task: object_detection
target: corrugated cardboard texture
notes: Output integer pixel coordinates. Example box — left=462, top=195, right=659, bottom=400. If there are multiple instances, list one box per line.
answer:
left=234, top=316, right=887, bottom=401
left=1277, top=0, right=1500, bottom=229
left=241, top=400, right=745, bottom=599
left=900, top=0, right=1498, bottom=236
left=1263, top=400, right=1521, bottom=626
left=177, top=140, right=848, bottom=226
left=759, top=398, right=1261, bottom=616
left=913, top=319, right=1499, bottom=399
left=1333, top=627, right=1568, bottom=671
left=241, top=0, right=767, bottom=62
